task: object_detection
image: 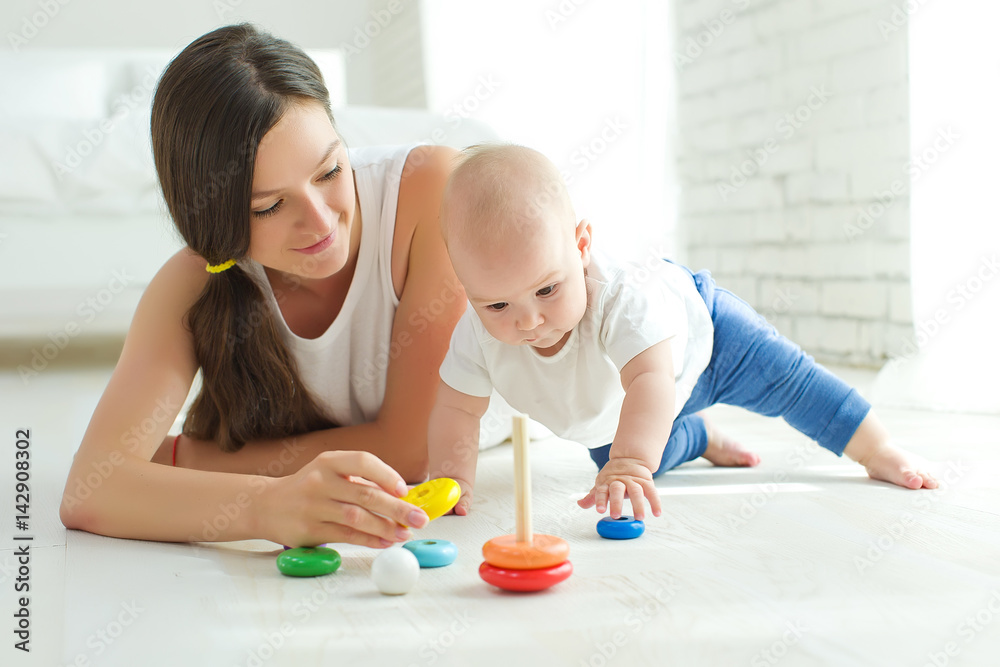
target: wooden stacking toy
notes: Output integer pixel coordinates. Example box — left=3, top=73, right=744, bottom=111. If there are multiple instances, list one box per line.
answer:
left=479, top=414, right=572, bottom=592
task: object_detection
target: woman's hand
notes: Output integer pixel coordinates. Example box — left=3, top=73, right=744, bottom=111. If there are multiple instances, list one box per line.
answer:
left=257, top=450, right=429, bottom=548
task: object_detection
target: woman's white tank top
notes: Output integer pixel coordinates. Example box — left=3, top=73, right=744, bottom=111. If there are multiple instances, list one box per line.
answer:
left=244, top=143, right=418, bottom=427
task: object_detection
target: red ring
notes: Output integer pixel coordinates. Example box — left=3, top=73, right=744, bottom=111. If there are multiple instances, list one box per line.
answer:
left=478, top=560, right=573, bottom=592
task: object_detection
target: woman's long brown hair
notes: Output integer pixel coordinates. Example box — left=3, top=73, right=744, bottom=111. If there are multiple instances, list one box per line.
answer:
left=151, top=23, right=335, bottom=452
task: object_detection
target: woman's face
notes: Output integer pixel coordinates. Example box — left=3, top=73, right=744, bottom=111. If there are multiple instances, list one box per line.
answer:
left=248, top=101, right=356, bottom=286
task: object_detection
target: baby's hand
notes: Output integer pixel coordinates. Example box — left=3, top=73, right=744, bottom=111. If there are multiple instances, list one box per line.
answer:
left=446, top=477, right=475, bottom=516
left=577, top=457, right=662, bottom=520
left=859, top=442, right=938, bottom=490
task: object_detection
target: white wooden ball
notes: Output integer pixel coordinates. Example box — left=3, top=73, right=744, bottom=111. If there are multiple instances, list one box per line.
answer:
left=372, top=547, right=420, bottom=595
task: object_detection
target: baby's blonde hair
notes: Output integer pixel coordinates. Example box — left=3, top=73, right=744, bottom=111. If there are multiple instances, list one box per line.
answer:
left=441, top=143, right=576, bottom=249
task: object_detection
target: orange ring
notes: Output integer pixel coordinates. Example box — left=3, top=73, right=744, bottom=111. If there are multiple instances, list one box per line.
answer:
left=482, top=533, right=569, bottom=570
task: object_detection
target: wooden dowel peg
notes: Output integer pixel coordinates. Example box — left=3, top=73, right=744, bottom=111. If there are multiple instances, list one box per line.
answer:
left=512, top=414, right=532, bottom=545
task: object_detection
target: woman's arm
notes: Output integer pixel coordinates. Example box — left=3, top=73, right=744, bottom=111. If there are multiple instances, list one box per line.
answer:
left=61, top=249, right=424, bottom=544
left=160, top=145, right=466, bottom=484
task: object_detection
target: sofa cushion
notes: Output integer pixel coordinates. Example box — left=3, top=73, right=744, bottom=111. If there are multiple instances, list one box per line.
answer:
left=0, top=49, right=345, bottom=217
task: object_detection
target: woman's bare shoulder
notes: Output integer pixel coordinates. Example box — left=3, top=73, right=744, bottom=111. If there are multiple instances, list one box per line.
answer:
left=390, top=146, right=460, bottom=294
left=399, top=145, right=460, bottom=194
left=130, top=247, right=212, bottom=337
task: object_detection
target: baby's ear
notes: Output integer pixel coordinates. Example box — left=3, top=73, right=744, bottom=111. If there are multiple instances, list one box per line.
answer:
left=576, top=219, right=593, bottom=266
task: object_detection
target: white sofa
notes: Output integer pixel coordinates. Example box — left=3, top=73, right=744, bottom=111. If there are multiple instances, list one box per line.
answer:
left=0, top=49, right=499, bottom=340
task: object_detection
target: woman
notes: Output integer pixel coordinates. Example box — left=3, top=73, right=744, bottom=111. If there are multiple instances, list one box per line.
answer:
left=59, top=23, right=463, bottom=549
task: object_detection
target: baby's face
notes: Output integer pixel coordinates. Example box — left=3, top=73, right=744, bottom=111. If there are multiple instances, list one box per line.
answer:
left=451, top=217, right=591, bottom=357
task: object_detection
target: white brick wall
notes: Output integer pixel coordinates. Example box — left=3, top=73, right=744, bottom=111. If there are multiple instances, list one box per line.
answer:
left=675, top=0, right=912, bottom=366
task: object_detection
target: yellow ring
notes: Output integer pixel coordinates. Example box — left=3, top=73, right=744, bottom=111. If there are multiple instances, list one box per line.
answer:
left=403, top=478, right=461, bottom=522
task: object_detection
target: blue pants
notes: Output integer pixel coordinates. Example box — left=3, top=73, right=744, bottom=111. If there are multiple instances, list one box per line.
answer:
left=588, top=265, right=871, bottom=477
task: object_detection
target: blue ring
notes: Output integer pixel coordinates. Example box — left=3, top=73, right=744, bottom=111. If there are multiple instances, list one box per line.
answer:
left=597, top=516, right=645, bottom=540
left=402, top=539, right=458, bottom=568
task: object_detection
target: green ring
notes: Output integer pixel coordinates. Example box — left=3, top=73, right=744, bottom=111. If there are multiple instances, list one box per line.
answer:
left=277, top=547, right=342, bottom=577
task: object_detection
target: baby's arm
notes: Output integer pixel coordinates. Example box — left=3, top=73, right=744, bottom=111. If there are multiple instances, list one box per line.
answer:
left=427, top=380, right=490, bottom=515
left=578, top=339, right=676, bottom=520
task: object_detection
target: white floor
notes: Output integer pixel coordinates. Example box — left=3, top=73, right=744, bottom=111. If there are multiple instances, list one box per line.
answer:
left=2, top=364, right=999, bottom=667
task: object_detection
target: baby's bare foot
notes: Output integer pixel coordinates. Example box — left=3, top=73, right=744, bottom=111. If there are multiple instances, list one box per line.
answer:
left=701, top=415, right=760, bottom=467
left=860, top=442, right=939, bottom=490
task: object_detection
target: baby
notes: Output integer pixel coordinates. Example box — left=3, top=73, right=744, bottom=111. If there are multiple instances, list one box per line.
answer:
left=428, top=143, right=937, bottom=520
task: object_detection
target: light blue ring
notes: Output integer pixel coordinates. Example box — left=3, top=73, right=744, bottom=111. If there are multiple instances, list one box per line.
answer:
left=402, top=539, right=458, bottom=568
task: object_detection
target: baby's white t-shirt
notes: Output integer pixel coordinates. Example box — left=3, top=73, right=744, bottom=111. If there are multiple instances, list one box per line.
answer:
left=438, top=252, right=715, bottom=448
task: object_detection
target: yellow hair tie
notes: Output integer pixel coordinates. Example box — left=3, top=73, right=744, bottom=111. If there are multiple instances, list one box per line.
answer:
left=205, top=259, right=237, bottom=274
